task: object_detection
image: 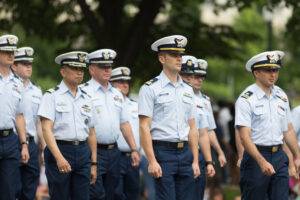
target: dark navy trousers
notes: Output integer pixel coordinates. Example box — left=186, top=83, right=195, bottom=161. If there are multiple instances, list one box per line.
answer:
left=0, top=133, right=20, bottom=200
left=195, top=151, right=206, bottom=200
left=16, top=138, right=40, bottom=200
left=115, top=152, right=140, bottom=200
left=153, top=144, right=196, bottom=200
left=44, top=143, right=91, bottom=200
left=90, top=146, right=120, bottom=200
left=240, top=149, right=289, bottom=200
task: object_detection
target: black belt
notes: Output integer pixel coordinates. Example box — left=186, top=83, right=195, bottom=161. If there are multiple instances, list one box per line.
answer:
left=97, top=143, right=117, bottom=150
left=0, top=128, right=13, bottom=137
left=256, top=144, right=282, bottom=153
left=152, top=140, right=188, bottom=149
left=121, top=152, right=131, bottom=157
left=27, top=136, right=34, bottom=143
left=56, top=140, right=87, bottom=146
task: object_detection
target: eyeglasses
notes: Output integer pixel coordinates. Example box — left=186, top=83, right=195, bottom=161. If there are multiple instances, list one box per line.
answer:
left=259, top=68, right=279, bottom=73
left=193, top=75, right=206, bottom=79
left=67, top=66, right=84, bottom=72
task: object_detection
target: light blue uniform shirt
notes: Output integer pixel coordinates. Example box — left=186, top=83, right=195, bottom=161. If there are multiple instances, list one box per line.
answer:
left=0, top=72, right=24, bottom=130
left=23, top=81, right=43, bottom=137
left=138, top=71, right=195, bottom=142
left=235, top=83, right=289, bottom=146
left=195, top=91, right=216, bottom=131
left=38, top=81, right=93, bottom=141
left=194, top=93, right=209, bottom=130
left=117, top=97, right=140, bottom=152
left=291, top=106, right=300, bottom=144
left=81, top=78, right=129, bottom=144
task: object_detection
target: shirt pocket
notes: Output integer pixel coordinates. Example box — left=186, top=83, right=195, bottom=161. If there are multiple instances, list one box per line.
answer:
left=55, top=102, right=72, bottom=120
left=92, top=99, right=104, bottom=115
left=157, top=94, right=173, bottom=118
left=277, top=104, right=286, bottom=117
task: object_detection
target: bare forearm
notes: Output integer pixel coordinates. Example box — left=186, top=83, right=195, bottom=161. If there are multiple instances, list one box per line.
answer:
left=235, top=129, right=244, bottom=158
left=239, top=127, right=265, bottom=164
left=208, top=130, right=224, bottom=156
left=121, top=122, right=137, bottom=150
left=140, top=124, right=156, bottom=164
left=36, top=119, right=46, bottom=149
left=198, top=129, right=211, bottom=162
left=282, top=142, right=294, bottom=166
left=284, top=131, right=300, bottom=158
left=41, top=119, right=63, bottom=160
left=87, top=128, right=97, bottom=162
left=16, top=114, right=27, bottom=143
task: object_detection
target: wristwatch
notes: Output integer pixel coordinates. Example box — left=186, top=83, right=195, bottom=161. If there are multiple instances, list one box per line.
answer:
left=21, top=141, right=29, bottom=146
left=91, top=162, right=97, bottom=166
left=131, top=149, right=139, bottom=154
left=205, top=161, right=215, bottom=167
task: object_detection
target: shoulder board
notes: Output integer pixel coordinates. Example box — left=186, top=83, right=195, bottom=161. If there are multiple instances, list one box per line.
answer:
left=84, top=82, right=89, bottom=86
left=202, top=93, right=210, bottom=101
left=13, top=73, right=20, bottom=80
left=241, top=91, right=253, bottom=99
left=276, top=94, right=287, bottom=102
left=129, top=98, right=137, bottom=102
left=80, top=88, right=91, bottom=98
left=46, top=86, right=59, bottom=94
left=183, top=80, right=192, bottom=87
left=145, top=78, right=158, bottom=86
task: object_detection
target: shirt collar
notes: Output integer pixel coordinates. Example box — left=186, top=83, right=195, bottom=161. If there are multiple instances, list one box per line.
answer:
left=89, top=78, right=112, bottom=92
left=254, top=83, right=276, bottom=99
left=159, top=71, right=183, bottom=88
left=58, top=81, right=83, bottom=98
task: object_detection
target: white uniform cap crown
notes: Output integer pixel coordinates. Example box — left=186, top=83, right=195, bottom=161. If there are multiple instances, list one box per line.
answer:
left=87, top=49, right=117, bottom=65
left=180, top=55, right=197, bottom=74
left=151, top=35, right=187, bottom=52
left=110, top=66, right=131, bottom=81
left=14, top=47, right=34, bottom=62
left=245, top=50, right=284, bottom=72
left=0, top=34, right=18, bottom=52
left=194, top=59, right=208, bottom=75
left=55, top=51, right=88, bottom=68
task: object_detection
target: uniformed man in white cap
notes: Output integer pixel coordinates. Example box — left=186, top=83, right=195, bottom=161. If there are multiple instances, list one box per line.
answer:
left=0, top=34, right=29, bottom=200
left=191, top=58, right=226, bottom=199
left=138, top=35, right=200, bottom=200
left=12, top=47, right=44, bottom=200
left=38, top=51, right=97, bottom=200
left=81, top=49, right=140, bottom=200
left=110, top=66, right=141, bottom=200
left=235, top=50, right=300, bottom=199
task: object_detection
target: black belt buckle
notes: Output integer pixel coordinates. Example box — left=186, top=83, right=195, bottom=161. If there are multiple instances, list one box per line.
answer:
left=177, top=142, right=184, bottom=149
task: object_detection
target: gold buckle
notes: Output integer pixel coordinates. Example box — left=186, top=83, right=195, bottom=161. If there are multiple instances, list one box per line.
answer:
left=108, top=144, right=115, bottom=149
left=272, top=146, right=278, bottom=153
left=3, top=130, right=9, bottom=137
left=177, top=142, right=184, bottom=149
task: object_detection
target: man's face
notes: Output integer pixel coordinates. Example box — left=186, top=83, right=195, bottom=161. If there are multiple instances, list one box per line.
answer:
left=60, top=65, right=84, bottom=85
left=111, top=80, right=130, bottom=96
left=254, top=68, right=279, bottom=88
left=0, top=51, right=15, bottom=67
left=191, top=74, right=205, bottom=90
left=12, top=62, right=32, bottom=79
left=89, top=64, right=112, bottom=83
left=159, top=52, right=182, bottom=73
